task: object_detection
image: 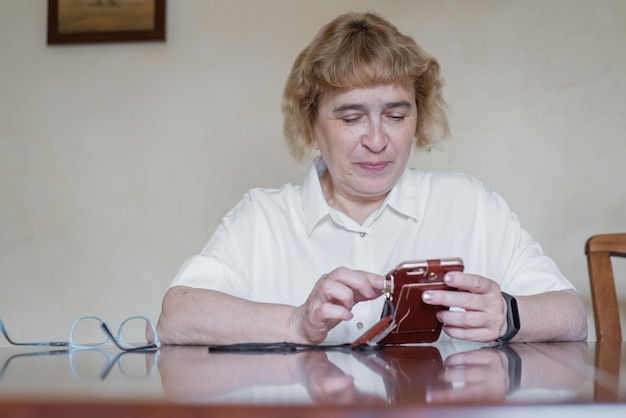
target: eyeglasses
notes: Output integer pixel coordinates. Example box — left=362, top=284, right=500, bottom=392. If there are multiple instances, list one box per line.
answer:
left=0, top=315, right=160, bottom=351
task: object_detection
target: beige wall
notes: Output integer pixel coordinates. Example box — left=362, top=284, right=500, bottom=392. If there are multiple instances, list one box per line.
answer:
left=0, top=0, right=624, bottom=345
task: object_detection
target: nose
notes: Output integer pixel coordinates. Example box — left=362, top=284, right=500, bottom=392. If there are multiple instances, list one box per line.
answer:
left=361, top=120, right=388, bottom=153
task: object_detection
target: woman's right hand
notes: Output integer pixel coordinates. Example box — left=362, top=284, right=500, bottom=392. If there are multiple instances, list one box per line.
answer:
left=289, top=267, right=384, bottom=344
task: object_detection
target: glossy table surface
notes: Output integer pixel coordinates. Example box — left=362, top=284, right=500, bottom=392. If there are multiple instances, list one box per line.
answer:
left=0, top=341, right=624, bottom=417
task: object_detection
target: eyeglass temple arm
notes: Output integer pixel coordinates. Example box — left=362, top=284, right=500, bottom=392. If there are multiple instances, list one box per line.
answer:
left=0, top=321, right=69, bottom=347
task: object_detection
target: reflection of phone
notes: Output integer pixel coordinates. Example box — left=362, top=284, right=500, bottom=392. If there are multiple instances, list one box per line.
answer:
left=363, top=346, right=448, bottom=403
left=379, top=258, right=464, bottom=344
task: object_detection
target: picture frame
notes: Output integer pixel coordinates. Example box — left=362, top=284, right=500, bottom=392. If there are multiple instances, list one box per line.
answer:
left=47, top=0, right=166, bottom=45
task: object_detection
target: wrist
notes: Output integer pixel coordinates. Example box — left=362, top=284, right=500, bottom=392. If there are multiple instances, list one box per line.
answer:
left=287, top=305, right=322, bottom=344
left=496, top=292, right=520, bottom=343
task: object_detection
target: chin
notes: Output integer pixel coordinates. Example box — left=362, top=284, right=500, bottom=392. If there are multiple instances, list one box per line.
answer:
left=356, top=183, right=395, bottom=199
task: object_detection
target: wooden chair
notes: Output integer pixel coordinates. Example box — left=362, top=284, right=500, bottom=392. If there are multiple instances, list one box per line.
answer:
left=585, top=233, right=626, bottom=342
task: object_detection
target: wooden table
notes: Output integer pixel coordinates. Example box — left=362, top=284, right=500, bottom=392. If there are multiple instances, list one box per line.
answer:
left=0, top=341, right=624, bottom=417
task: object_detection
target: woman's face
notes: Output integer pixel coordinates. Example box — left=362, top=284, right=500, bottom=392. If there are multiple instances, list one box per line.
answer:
left=313, top=83, right=417, bottom=207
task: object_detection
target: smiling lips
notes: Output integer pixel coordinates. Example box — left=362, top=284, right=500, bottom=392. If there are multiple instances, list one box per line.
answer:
left=357, top=161, right=391, bottom=172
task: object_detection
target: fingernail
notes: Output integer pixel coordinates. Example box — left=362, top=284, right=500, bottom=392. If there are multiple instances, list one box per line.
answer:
left=444, top=273, right=454, bottom=283
left=422, top=291, right=433, bottom=302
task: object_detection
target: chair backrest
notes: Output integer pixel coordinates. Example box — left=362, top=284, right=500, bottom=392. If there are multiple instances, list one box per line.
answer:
left=585, top=233, right=626, bottom=342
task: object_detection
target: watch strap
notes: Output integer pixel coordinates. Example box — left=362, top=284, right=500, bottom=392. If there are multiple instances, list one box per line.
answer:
left=496, top=292, right=520, bottom=343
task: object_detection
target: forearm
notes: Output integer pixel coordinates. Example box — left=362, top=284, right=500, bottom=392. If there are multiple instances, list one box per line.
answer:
left=513, top=289, right=587, bottom=342
left=157, top=285, right=299, bottom=345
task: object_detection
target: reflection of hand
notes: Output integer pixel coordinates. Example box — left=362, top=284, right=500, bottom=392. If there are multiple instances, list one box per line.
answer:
left=426, top=342, right=589, bottom=404
left=296, top=351, right=387, bottom=405
left=158, top=345, right=386, bottom=405
left=292, top=267, right=384, bottom=343
left=422, top=272, right=506, bottom=342
left=426, top=347, right=508, bottom=403
left=296, top=351, right=357, bottom=403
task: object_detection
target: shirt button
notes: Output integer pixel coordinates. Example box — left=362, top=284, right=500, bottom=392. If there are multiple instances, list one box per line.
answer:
left=359, top=232, right=366, bottom=238
left=356, top=322, right=364, bottom=329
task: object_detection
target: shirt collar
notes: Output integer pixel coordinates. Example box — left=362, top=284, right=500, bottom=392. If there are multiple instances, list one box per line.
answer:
left=301, top=156, right=420, bottom=235
left=302, top=156, right=331, bottom=234
left=384, top=165, right=420, bottom=221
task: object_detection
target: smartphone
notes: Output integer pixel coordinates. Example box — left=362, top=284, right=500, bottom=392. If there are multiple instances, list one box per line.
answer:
left=379, top=257, right=464, bottom=344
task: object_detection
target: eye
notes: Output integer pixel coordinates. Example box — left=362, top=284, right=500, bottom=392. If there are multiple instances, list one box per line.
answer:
left=386, top=113, right=407, bottom=123
left=384, top=104, right=413, bottom=122
left=341, top=114, right=362, bottom=124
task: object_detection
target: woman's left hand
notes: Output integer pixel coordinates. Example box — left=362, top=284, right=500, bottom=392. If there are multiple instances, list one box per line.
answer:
left=422, top=272, right=507, bottom=342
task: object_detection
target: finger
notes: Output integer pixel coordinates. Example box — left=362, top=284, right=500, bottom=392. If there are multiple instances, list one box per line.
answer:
left=316, top=302, right=353, bottom=323
left=422, top=288, right=481, bottom=312
left=441, top=323, right=500, bottom=342
left=437, top=305, right=504, bottom=342
left=324, top=268, right=383, bottom=300
left=423, top=277, right=502, bottom=313
left=362, top=271, right=386, bottom=291
left=328, top=269, right=380, bottom=299
left=316, top=277, right=360, bottom=311
left=299, top=302, right=349, bottom=343
left=443, top=272, right=499, bottom=295
left=437, top=309, right=492, bottom=329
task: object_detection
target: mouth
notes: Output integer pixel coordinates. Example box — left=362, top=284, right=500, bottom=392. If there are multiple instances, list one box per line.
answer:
left=356, top=161, right=391, bottom=173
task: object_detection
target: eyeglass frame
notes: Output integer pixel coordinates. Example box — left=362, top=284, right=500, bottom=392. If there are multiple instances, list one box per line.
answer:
left=0, top=315, right=160, bottom=351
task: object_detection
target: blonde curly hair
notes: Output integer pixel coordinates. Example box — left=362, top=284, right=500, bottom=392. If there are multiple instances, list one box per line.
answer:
left=282, top=12, right=449, bottom=162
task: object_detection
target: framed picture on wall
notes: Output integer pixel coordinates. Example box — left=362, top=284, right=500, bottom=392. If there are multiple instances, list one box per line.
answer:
left=47, top=0, right=166, bottom=45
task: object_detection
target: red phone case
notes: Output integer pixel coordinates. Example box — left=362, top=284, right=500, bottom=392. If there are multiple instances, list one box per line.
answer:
left=350, top=315, right=395, bottom=349
left=379, top=258, right=464, bottom=344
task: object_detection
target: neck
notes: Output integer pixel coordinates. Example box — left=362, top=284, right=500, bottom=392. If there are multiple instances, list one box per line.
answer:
left=320, top=171, right=387, bottom=225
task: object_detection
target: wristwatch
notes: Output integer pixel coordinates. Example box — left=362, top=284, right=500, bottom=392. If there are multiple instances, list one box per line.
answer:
left=496, top=292, right=520, bottom=343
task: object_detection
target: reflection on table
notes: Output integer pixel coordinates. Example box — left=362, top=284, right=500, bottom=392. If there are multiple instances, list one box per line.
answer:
left=0, top=341, right=624, bottom=410
left=156, top=342, right=596, bottom=405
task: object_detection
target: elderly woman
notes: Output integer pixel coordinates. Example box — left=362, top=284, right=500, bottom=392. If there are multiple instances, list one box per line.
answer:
left=157, top=12, right=587, bottom=345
